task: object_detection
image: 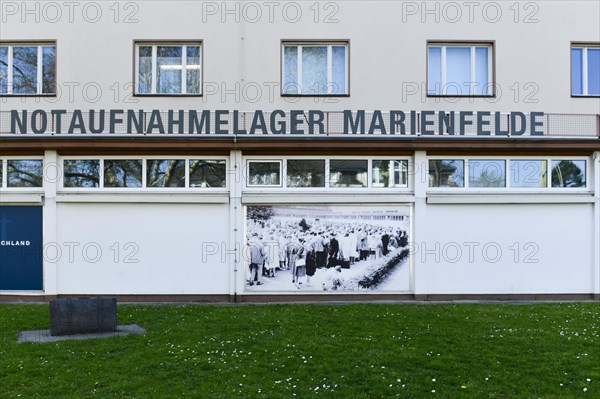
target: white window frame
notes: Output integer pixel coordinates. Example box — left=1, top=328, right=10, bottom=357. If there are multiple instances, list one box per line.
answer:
left=134, top=42, right=203, bottom=96
left=0, top=156, right=45, bottom=191
left=571, top=44, right=600, bottom=96
left=0, top=43, right=55, bottom=95
left=427, top=156, right=591, bottom=192
left=281, top=42, right=349, bottom=96
left=243, top=156, right=413, bottom=191
left=428, top=43, right=494, bottom=96
left=58, top=156, right=228, bottom=191
left=370, top=159, right=410, bottom=189
left=246, top=160, right=283, bottom=188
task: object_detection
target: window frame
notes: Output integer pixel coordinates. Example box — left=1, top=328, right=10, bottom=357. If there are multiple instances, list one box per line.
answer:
left=0, top=40, right=57, bottom=96
left=571, top=42, right=600, bottom=98
left=58, top=156, right=228, bottom=191
left=426, top=40, right=495, bottom=97
left=280, top=39, right=350, bottom=97
left=0, top=156, right=45, bottom=191
left=427, top=156, right=591, bottom=192
left=246, top=160, right=284, bottom=187
left=243, top=156, right=413, bottom=191
left=133, top=40, right=204, bottom=97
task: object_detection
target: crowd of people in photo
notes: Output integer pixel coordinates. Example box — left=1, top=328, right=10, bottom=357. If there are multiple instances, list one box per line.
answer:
left=246, top=218, right=409, bottom=289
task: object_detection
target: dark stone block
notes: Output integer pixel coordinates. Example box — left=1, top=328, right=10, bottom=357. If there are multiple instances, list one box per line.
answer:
left=50, top=297, right=117, bottom=336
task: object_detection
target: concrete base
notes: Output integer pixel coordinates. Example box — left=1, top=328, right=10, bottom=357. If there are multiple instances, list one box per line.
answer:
left=17, top=324, right=145, bottom=343
left=50, top=297, right=116, bottom=336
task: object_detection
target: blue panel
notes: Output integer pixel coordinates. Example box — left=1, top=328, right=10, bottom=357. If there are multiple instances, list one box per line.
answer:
left=587, top=49, right=600, bottom=95
left=427, top=47, right=441, bottom=94
left=0, top=206, right=43, bottom=290
left=571, top=48, right=583, bottom=95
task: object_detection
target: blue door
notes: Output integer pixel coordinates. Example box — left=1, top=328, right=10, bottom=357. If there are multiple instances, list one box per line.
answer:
left=0, top=206, right=43, bottom=290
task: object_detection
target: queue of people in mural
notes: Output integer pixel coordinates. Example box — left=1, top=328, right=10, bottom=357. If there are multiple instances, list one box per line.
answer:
left=247, top=221, right=409, bottom=288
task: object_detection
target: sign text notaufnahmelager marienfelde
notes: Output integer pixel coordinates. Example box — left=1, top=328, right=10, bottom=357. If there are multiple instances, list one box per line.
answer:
left=10, top=110, right=546, bottom=136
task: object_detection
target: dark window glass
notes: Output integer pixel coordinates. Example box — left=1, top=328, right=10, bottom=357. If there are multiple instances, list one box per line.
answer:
left=104, top=160, right=142, bottom=188
left=428, top=160, right=464, bottom=187
left=248, top=162, right=281, bottom=186
left=147, top=160, right=185, bottom=188
left=329, top=160, right=367, bottom=187
left=551, top=160, right=586, bottom=188
left=7, top=160, right=43, bottom=187
left=189, top=160, right=226, bottom=188
left=63, top=160, right=100, bottom=188
left=287, top=160, right=325, bottom=187
left=13, top=47, right=38, bottom=94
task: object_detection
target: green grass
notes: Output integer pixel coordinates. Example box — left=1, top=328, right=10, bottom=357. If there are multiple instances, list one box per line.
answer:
left=1, top=303, right=599, bottom=398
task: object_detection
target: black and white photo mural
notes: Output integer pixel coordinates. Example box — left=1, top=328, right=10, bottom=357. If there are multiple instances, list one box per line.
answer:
left=244, top=205, right=411, bottom=292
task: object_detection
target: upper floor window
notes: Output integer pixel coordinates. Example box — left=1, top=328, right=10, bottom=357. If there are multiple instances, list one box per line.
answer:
left=571, top=44, right=600, bottom=96
left=428, top=42, right=493, bottom=96
left=135, top=42, right=202, bottom=95
left=282, top=41, right=348, bottom=96
left=0, top=43, right=56, bottom=95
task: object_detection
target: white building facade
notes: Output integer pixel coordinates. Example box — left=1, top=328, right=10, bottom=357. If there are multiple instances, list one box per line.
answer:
left=0, top=0, right=598, bottom=301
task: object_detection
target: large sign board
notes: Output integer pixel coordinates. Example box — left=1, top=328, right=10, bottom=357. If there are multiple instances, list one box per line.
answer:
left=9, top=109, right=546, bottom=136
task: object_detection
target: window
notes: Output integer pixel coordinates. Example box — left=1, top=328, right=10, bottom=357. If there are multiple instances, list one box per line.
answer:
left=428, top=43, right=493, bottom=96
left=572, top=45, right=600, bottom=96
left=551, top=160, right=586, bottom=188
left=282, top=42, right=348, bottom=95
left=468, top=160, right=506, bottom=188
left=510, top=160, right=547, bottom=188
left=135, top=42, right=202, bottom=95
left=189, top=160, right=226, bottom=188
left=0, top=43, right=56, bottom=95
left=7, top=160, right=43, bottom=187
left=372, top=160, right=408, bottom=188
left=329, top=160, right=367, bottom=188
left=287, top=160, right=325, bottom=187
left=248, top=161, right=282, bottom=186
left=61, top=158, right=227, bottom=189
left=63, top=160, right=100, bottom=188
left=104, top=160, right=143, bottom=188
left=147, top=160, right=185, bottom=188
left=429, top=158, right=587, bottom=190
left=429, top=160, right=465, bottom=188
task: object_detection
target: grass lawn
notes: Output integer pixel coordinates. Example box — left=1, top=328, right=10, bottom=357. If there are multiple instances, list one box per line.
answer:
left=1, top=303, right=599, bottom=398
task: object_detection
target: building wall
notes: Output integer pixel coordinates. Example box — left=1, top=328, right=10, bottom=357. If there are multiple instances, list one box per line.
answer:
left=0, top=1, right=599, bottom=300
left=0, top=1, right=599, bottom=113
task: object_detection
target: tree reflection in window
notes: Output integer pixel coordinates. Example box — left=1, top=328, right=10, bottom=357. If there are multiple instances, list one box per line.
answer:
left=147, top=160, right=185, bottom=188
left=63, top=160, right=100, bottom=188
left=428, top=160, right=464, bottom=187
left=551, top=160, right=586, bottom=188
left=287, top=160, right=325, bottom=187
left=469, top=160, right=506, bottom=188
left=7, top=160, right=43, bottom=187
left=189, top=160, right=226, bottom=188
left=104, top=160, right=142, bottom=188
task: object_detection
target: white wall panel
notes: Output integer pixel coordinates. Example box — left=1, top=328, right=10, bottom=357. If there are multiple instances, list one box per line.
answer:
left=419, top=204, right=595, bottom=294
left=55, top=203, right=230, bottom=294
